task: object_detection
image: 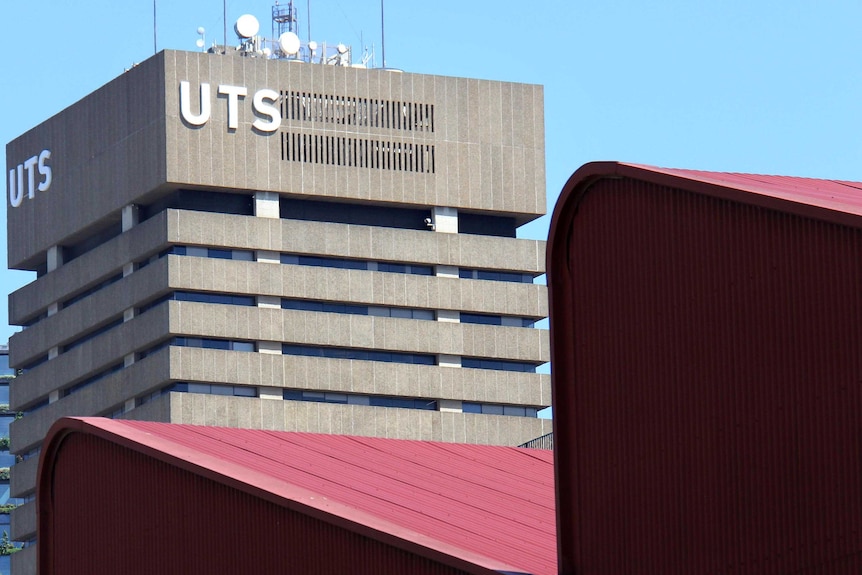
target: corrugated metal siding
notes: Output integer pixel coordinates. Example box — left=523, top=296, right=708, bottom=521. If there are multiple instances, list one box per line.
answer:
left=551, top=176, right=862, bottom=574
left=43, top=432, right=479, bottom=575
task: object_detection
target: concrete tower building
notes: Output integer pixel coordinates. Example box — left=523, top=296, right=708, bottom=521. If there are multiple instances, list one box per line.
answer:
left=5, top=49, right=550, bottom=569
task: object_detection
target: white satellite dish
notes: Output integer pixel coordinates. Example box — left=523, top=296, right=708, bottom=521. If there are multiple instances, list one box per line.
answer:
left=336, top=43, right=347, bottom=54
left=307, top=40, right=318, bottom=51
left=234, top=14, right=260, bottom=39
left=197, top=26, right=206, bottom=35
left=196, top=38, right=205, bottom=48
left=278, top=31, right=301, bottom=55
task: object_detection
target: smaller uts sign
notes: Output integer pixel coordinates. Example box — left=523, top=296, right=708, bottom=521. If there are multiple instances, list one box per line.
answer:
left=8, top=150, right=52, bottom=208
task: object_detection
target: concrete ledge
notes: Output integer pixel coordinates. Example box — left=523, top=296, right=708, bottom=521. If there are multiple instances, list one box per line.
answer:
left=10, top=500, right=35, bottom=542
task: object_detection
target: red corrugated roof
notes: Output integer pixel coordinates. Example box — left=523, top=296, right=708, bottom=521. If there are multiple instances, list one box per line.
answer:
left=625, top=162, right=862, bottom=214
left=561, top=162, right=862, bottom=230
left=41, top=418, right=556, bottom=575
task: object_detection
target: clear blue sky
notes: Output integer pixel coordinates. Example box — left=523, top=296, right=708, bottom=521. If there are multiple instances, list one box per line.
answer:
left=3, top=0, right=862, bottom=344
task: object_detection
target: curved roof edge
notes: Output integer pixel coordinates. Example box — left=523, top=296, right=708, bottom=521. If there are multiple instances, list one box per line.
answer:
left=38, top=417, right=533, bottom=575
left=545, top=160, right=862, bottom=573
left=549, top=161, right=862, bottom=254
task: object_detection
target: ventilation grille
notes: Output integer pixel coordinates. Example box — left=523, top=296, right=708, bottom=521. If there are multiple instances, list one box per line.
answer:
left=280, top=132, right=435, bottom=174
left=280, top=91, right=434, bottom=132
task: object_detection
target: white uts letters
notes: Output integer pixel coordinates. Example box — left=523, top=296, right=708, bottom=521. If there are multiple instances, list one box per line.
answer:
left=218, top=85, right=248, bottom=130
left=179, top=81, right=281, bottom=132
left=179, top=81, right=211, bottom=125
left=9, top=149, right=51, bottom=208
left=38, top=150, right=52, bottom=192
left=252, top=89, right=281, bottom=132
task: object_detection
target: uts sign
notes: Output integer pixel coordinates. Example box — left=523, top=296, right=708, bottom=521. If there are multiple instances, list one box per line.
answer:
left=179, top=81, right=280, bottom=132
left=8, top=150, right=52, bottom=208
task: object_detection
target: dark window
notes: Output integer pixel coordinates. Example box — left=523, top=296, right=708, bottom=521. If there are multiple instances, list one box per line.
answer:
left=457, top=213, right=517, bottom=238
left=139, top=190, right=254, bottom=222
left=462, top=402, right=538, bottom=417
left=461, top=358, right=537, bottom=373
left=172, top=337, right=255, bottom=352
left=282, top=344, right=435, bottom=365
left=63, top=363, right=124, bottom=397
left=460, top=313, right=502, bottom=326
left=60, top=318, right=123, bottom=353
left=61, top=273, right=124, bottom=309
left=283, top=389, right=437, bottom=411
left=21, top=355, right=49, bottom=373
left=280, top=198, right=432, bottom=230
left=369, top=396, right=437, bottom=410
left=62, top=221, right=123, bottom=263
left=207, top=248, right=233, bottom=260
left=459, top=313, right=537, bottom=328
left=459, top=268, right=535, bottom=283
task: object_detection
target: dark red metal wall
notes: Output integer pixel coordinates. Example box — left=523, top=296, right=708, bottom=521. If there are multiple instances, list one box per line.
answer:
left=40, top=432, right=474, bottom=575
left=549, top=176, right=862, bottom=574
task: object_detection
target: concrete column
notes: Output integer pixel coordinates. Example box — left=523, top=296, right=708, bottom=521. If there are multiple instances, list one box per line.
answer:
left=437, top=310, right=460, bottom=323
left=121, top=204, right=139, bottom=232
left=431, top=207, right=458, bottom=234
left=123, top=262, right=134, bottom=277
left=435, top=265, right=458, bottom=278
left=258, top=341, right=282, bottom=354
left=256, top=250, right=280, bottom=264
left=439, top=399, right=463, bottom=413
left=254, top=191, right=280, bottom=218
left=48, top=347, right=58, bottom=360
left=46, top=246, right=64, bottom=321
left=257, top=296, right=280, bottom=309
left=47, top=245, right=63, bottom=272
left=124, top=398, right=136, bottom=412
left=123, top=353, right=135, bottom=367
left=436, top=263, right=462, bottom=365
left=123, top=309, right=135, bottom=322
left=259, top=386, right=282, bottom=400
left=48, top=390, right=59, bottom=404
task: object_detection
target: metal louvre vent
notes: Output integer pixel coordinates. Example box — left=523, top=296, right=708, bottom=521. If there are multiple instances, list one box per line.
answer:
left=281, top=90, right=434, bottom=132
left=280, top=132, right=435, bottom=173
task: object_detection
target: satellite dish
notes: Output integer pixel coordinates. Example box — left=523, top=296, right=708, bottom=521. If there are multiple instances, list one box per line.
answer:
left=336, top=43, right=347, bottom=54
left=197, top=26, right=206, bottom=35
left=234, top=14, right=260, bottom=39
left=278, top=31, right=301, bottom=55
left=196, top=38, right=205, bottom=48
left=307, top=40, right=318, bottom=51
left=263, top=47, right=272, bottom=57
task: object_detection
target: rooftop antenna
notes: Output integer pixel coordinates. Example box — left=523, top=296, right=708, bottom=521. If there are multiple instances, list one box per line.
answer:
left=153, top=0, right=157, bottom=55
left=380, top=0, right=385, bottom=68
left=223, top=0, right=228, bottom=54
left=235, top=14, right=262, bottom=55
left=272, top=1, right=298, bottom=38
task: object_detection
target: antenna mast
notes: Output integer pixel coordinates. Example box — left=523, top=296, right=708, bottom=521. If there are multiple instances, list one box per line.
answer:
left=380, top=0, right=386, bottom=68
left=153, top=0, right=157, bottom=55
left=272, top=1, right=298, bottom=39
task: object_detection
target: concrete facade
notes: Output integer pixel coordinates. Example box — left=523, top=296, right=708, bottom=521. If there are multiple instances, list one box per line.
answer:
left=5, top=49, right=550, bottom=557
